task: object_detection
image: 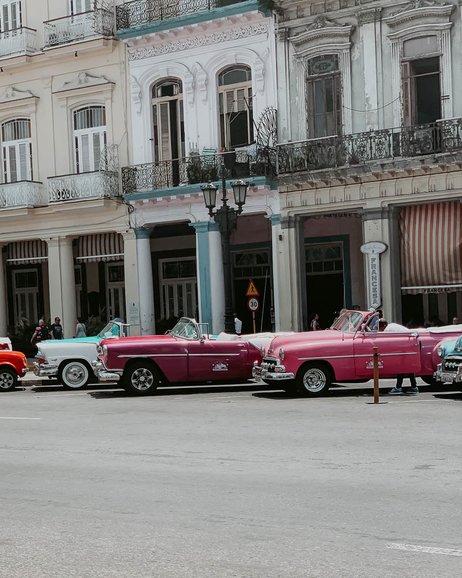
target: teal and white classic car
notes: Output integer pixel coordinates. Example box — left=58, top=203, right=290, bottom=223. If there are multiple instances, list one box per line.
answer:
left=33, top=320, right=129, bottom=389
left=434, top=334, right=462, bottom=386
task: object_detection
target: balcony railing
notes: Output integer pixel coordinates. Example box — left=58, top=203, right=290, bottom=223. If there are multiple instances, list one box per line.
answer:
left=121, top=148, right=272, bottom=194
left=48, top=171, right=119, bottom=203
left=0, top=181, right=46, bottom=208
left=116, top=0, right=249, bottom=30
left=277, top=118, right=462, bottom=175
left=43, top=8, right=115, bottom=48
left=0, top=27, right=40, bottom=58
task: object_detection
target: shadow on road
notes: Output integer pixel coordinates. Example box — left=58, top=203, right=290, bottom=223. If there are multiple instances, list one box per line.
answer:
left=89, top=382, right=270, bottom=399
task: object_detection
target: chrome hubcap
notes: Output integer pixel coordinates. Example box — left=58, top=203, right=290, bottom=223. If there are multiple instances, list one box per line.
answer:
left=302, top=368, right=327, bottom=393
left=131, top=368, right=154, bottom=391
left=64, top=364, right=87, bottom=388
left=0, top=372, right=14, bottom=389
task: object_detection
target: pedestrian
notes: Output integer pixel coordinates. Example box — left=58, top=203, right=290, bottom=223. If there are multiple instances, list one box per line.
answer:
left=31, top=319, right=50, bottom=345
left=50, top=316, right=63, bottom=339
left=234, top=313, right=242, bottom=336
left=310, top=313, right=320, bottom=331
left=388, top=374, right=419, bottom=395
left=452, top=316, right=460, bottom=324
left=75, top=317, right=87, bottom=338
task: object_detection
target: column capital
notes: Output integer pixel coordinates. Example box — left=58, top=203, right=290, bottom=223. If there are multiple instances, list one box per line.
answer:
left=267, top=213, right=281, bottom=226
left=362, top=207, right=389, bottom=222
left=189, top=221, right=220, bottom=233
left=135, top=227, right=152, bottom=240
left=121, top=229, right=136, bottom=242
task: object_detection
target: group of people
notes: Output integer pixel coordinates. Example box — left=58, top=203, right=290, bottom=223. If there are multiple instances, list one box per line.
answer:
left=30, top=317, right=87, bottom=344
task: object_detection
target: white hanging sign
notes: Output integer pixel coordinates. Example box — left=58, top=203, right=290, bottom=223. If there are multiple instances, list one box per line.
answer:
left=360, top=242, right=388, bottom=309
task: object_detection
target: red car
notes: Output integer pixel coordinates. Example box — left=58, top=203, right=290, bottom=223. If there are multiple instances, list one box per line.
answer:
left=0, top=350, right=28, bottom=391
left=93, top=317, right=262, bottom=395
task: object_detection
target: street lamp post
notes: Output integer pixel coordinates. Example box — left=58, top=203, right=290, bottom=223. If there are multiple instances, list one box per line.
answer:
left=201, top=157, right=249, bottom=333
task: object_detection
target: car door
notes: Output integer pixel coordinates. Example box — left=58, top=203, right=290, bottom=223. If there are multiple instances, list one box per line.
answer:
left=186, top=339, right=249, bottom=382
left=353, top=330, right=421, bottom=378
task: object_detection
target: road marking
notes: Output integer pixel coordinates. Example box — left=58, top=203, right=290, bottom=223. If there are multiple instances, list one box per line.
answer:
left=387, top=543, right=462, bottom=556
left=0, top=416, right=41, bottom=420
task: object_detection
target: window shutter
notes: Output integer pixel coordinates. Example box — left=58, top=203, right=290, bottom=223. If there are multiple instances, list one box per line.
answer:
left=401, top=61, right=412, bottom=126
left=236, top=89, right=246, bottom=112
left=81, top=134, right=90, bottom=173
left=159, top=102, right=171, bottom=160
left=93, top=131, right=101, bottom=170
left=226, top=91, right=234, bottom=114
left=19, top=142, right=29, bottom=180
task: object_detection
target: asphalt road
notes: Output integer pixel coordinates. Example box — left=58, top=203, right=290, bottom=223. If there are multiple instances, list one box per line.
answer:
left=1, top=377, right=461, bottom=578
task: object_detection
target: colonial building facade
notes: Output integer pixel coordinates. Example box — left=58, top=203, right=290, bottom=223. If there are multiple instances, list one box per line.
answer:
left=0, top=0, right=138, bottom=339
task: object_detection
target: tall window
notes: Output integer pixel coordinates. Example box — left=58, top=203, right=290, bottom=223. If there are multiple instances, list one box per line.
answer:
left=73, top=105, right=106, bottom=173
left=402, top=57, right=441, bottom=125
left=218, top=66, right=254, bottom=150
left=306, top=55, right=342, bottom=139
left=70, top=0, right=92, bottom=14
left=1, top=118, right=32, bottom=183
left=152, top=79, right=185, bottom=162
left=0, top=1, right=22, bottom=31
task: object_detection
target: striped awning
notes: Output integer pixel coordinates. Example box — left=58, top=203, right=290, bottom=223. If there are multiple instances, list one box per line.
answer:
left=400, top=202, right=462, bottom=294
left=76, top=233, right=124, bottom=263
left=6, top=240, right=48, bottom=265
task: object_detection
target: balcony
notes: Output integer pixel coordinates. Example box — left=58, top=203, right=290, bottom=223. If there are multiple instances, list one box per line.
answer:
left=277, top=118, right=462, bottom=176
left=0, top=27, right=40, bottom=59
left=43, top=8, right=115, bottom=48
left=0, top=181, right=46, bottom=209
left=47, top=171, right=119, bottom=203
left=121, top=148, right=273, bottom=194
left=116, top=0, right=257, bottom=32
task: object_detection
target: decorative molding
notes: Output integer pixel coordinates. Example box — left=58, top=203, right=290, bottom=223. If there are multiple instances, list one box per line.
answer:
left=130, top=75, right=142, bottom=115
left=0, top=86, right=37, bottom=103
left=58, top=71, right=113, bottom=92
left=195, top=63, right=208, bottom=104
left=127, top=22, right=269, bottom=61
left=357, top=8, right=382, bottom=26
left=289, top=16, right=354, bottom=59
left=384, top=1, right=454, bottom=32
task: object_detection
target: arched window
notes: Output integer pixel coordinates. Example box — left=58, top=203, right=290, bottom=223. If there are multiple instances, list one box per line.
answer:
left=152, top=79, right=185, bottom=162
left=306, top=55, right=342, bottom=138
left=1, top=118, right=32, bottom=183
left=73, top=105, right=106, bottom=173
left=218, top=65, right=253, bottom=150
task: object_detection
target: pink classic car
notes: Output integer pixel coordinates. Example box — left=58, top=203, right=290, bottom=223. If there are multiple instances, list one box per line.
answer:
left=252, top=309, right=462, bottom=396
left=93, top=317, right=262, bottom=395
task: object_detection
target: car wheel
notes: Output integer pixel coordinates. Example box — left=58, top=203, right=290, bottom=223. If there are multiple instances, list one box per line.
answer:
left=421, top=376, right=437, bottom=387
left=124, top=361, right=160, bottom=395
left=58, top=361, right=90, bottom=390
left=296, top=363, right=331, bottom=397
left=0, top=367, right=17, bottom=391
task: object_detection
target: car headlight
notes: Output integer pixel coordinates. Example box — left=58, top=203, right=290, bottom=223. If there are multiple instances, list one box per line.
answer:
left=102, top=345, right=108, bottom=356
left=278, top=348, right=285, bottom=361
left=436, top=346, right=444, bottom=358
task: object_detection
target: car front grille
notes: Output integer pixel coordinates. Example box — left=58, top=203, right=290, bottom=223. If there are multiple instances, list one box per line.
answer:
left=442, top=357, right=462, bottom=371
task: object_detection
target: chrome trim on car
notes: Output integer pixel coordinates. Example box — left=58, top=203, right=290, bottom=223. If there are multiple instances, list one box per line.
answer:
left=92, top=359, right=122, bottom=382
left=118, top=352, right=241, bottom=359
left=435, top=363, right=462, bottom=384
left=32, top=361, right=58, bottom=377
left=252, top=359, right=295, bottom=381
left=297, top=351, right=419, bottom=361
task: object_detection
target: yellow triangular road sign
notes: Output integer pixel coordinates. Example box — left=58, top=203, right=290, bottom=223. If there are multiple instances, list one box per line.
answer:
left=246, top=280, right=260, bottom=297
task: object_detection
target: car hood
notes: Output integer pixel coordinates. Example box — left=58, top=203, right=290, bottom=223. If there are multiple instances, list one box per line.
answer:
left=266, top=329, right=347, bottom=353
left=440, top=335, right=462, bottom=356
left=43, top=336, right=101, bottom=345
left=100, top=334, right=179, bottom=347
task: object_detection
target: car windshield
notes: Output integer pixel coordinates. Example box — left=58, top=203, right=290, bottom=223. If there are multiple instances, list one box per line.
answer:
left=330, top=310, right=364, bottom=332
left=170, top=318, right=199, bottom=340
left=97, top=321, right=128, bottom=339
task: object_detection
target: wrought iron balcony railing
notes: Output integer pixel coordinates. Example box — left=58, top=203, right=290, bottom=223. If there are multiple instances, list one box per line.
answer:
left=0, top=181, right=46, bottom=208
left=0, top=27, right=41, bottom=58
left=277, top=118, right=462, bottom=175
left=43, top=8, right=114, bottom=48
left=122, top=148, right=272, bottom=194
left=116, top=0, right=249, bottom=30
left=48, top=171, right=119, bottom=203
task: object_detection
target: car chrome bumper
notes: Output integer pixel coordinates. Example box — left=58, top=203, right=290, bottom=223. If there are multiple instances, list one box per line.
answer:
left=32, top=361, right=58, bottom=378
left=92, top=360, right=121, bottom=382
left=435, top=364, right=462, bottom=384
left=252, top=363, right=295, bottom=381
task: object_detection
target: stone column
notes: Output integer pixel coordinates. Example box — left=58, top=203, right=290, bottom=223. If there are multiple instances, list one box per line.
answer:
left=0, top=244, right=7, bottom=337
left=122, top=230, right=141, bottom=336
left=359, top=9, right=381, bottom=129
left=192, top=221, right=224, bottom=335
left=269, top=215, right=281, bottom=331
left=277, top=216, right=303, bottom=331
left=135, top=228, right=155, bottom=335
left=45, top=236, right=77, bottom=338
left=362, top=207, right=402, bottom=322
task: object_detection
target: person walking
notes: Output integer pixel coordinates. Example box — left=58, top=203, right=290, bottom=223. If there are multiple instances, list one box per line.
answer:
left=31, top=319, right=50, bottom=344
left=50, top=316, right=63, bottom=339
left=388, top=374, right=419, bottom=395
left=75, top=318, right=87, bottom=338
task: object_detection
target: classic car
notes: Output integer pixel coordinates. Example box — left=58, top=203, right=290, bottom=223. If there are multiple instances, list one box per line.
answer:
left=33, top=320, right=129, bottom=389
left=0, top=350, right=28, bottom=391
left=93, top=317, right=264, bottom=395
left=252, top=309, right=462, bottom=396
left=434, top=334, right=462, bottom=386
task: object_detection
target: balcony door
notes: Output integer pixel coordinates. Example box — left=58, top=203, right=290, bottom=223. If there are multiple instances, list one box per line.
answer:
left=0, top=1, right=22, bottom=31
left=73, top=106, right=106, bottom=173
left=218, top=66, right=254, bottom=150
left=306, top=55, right=342, bottom=139
left=152, top=79, right=185, bottom=163
left=1, top=118, right=32, bottom=183
left=13, top=268, right=39, bottom=326
left=70, top=0, right=92, bottom=14
left=105, top=263, right=125, bottom=322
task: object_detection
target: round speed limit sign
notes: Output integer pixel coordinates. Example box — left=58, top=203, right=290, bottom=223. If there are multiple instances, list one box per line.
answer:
left=247, top=297, right=259, bottom=311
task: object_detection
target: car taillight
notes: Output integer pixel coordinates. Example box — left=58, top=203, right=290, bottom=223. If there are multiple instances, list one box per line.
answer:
left=0, top=343, right=9, bottom=350
left=35, top=355, right=46, bottom=364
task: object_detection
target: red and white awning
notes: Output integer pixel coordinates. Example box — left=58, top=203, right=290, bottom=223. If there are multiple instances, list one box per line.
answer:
left=6, top=240, right=48, bottom=265
left=76, top=233, right=124, bottom=263
left=400, top=202, right=462, bottom=293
